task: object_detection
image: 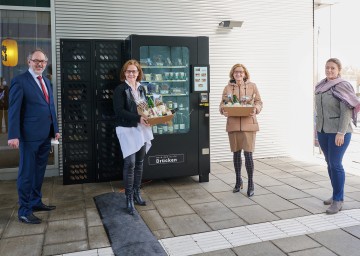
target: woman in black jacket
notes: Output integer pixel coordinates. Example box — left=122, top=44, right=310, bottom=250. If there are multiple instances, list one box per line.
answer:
left=113, top=60, right=153, bottom=215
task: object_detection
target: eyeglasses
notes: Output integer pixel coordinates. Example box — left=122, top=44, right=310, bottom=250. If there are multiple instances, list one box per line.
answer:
left=234, top=71, right=245, bottom=74
left=125, top=70, right=138, bottom=74
left=30, top=59, right=48, bottom=64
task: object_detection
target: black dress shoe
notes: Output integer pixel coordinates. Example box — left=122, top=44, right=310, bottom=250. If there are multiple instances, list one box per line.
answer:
left=33, top=203, right=56, bottom=212
left=19, top=214, right=41, bottom=224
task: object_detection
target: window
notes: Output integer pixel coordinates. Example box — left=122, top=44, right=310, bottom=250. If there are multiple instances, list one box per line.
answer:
left=0, top=9, right=52, bottom=168
left=0, top=1, right=50, bottom=8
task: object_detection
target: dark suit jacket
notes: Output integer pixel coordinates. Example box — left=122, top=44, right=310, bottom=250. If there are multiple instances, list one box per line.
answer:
left=8, top=70, right=59, bottom=142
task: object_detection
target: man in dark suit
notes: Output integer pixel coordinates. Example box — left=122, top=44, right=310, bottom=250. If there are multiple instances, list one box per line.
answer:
left=8, top=49, right=60, bottom=224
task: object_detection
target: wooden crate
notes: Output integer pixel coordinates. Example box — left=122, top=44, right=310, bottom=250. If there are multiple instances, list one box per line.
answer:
left=223, top=106, right=255, bottom=117
left=147, top=114, right=174, bottom=125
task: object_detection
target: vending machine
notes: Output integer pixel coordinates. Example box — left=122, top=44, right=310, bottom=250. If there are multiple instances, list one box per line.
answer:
left=125, top=35, right=210, bottom=182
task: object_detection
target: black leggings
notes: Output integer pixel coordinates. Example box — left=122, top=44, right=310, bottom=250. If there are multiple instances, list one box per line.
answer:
left=233, top=150, right=254, bottom=189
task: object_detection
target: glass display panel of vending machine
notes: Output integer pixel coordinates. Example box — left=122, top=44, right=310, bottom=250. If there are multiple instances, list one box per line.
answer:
left=140, top=46, right=190, bottom=135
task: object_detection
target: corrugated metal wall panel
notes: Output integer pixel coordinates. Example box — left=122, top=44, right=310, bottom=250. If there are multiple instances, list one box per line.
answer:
left=54, top=0, right=313, bottom=173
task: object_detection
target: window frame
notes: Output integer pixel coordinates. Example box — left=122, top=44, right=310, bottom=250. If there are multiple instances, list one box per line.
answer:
left=0, top=3, right=58, bottom=177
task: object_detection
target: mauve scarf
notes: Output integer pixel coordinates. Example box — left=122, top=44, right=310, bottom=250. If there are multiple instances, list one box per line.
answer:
left=315, top=77, right=360, bottom=126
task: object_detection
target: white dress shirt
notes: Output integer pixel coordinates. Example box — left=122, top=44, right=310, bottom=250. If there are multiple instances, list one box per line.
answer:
left=28, top=68, right=49, bottom=95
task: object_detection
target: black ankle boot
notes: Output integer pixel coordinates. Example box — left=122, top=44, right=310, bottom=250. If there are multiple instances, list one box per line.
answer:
left=134, top=189, right=146, bottom=206
left=232, top=181, right=243, bottom=193
left=247, top=187, right=254, bottom=197
left=126, top=194, right=135, bottom=215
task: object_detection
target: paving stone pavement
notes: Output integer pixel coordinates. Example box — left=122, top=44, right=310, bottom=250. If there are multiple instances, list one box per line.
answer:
left=0, top=131, right=359, bottom=255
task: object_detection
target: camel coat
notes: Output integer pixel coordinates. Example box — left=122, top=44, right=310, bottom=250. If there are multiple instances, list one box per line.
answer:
left=219, top=81, right=263, bottom=152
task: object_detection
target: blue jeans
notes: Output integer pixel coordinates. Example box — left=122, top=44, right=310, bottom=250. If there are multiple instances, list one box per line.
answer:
left=317, top=132, right=351, bottom=201
left=123, top=144, right=146, bottom=196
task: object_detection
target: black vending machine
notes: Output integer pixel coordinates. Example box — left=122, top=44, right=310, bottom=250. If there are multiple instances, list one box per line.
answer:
left=125, top=35, right=210, bottom=182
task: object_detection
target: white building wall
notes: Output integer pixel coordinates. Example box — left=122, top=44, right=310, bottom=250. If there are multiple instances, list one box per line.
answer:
left=54, top=0, right=314, bottom=173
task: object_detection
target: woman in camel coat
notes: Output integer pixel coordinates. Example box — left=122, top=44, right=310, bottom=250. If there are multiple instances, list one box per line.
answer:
left=219, top=63, right=263, bottom=197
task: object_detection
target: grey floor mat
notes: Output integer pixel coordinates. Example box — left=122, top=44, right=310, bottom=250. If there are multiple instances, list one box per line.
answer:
left=94, top=192, right=167, bottom=256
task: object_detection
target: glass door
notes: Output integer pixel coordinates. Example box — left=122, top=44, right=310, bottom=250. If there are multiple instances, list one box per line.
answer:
left=0, top=9, right=52, bottom=170
left=139, top=46, right=190, bottom=135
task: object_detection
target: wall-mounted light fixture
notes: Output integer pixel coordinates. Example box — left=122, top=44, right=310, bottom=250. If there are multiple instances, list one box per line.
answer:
left=314, top=0, right=337, bottom=10
left=2, top=38, right=18, bottom=67
left=218, top=20, right=244, bottom=29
